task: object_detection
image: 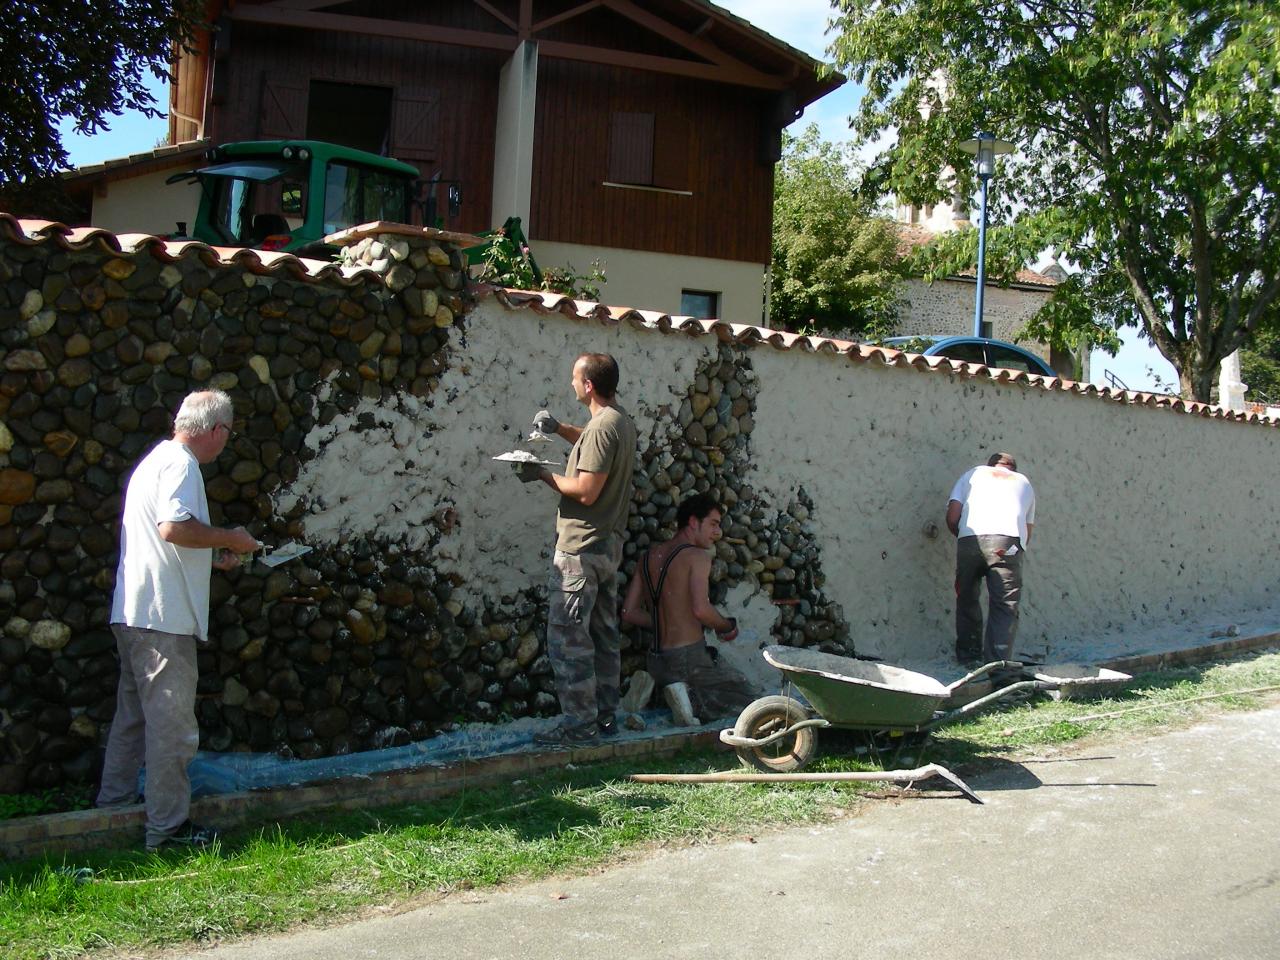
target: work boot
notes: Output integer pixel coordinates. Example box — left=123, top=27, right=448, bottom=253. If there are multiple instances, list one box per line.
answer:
left=533, top=723, right=599, bottom=747
left=663, top=682, right=698, bottom=727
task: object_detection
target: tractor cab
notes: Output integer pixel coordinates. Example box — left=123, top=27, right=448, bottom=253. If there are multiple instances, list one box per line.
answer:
left=168, top=140, right=420, bottom=255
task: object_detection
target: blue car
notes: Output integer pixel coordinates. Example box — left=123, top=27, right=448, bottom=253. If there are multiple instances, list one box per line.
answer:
left=877, top=335, right=1057, bottom=377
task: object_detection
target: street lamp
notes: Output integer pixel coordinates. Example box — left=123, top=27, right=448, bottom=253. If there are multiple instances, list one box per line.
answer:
left=958, top=133, right=1016, bottom=337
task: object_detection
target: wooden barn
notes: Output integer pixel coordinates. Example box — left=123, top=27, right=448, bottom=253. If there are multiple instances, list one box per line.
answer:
left=153, top=0, right=843, bottom=319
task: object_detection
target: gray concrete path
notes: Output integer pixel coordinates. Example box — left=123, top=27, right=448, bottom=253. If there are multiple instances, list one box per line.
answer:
left=191, top=706, right=1280, bottom=960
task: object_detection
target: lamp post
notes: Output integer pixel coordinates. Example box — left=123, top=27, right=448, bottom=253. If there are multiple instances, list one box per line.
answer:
left=958, top=133, right=1016, bottom=337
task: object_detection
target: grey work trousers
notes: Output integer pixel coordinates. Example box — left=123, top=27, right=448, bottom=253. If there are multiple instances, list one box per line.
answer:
left=546, top=536, right=624, bottom=736
left=96, top=624, right=200, bottom=849
left=954, top=534, right=1023, bottom=662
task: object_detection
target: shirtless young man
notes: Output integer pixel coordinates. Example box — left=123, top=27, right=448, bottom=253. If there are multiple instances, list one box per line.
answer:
left=621, top=493, right=754, bottom=723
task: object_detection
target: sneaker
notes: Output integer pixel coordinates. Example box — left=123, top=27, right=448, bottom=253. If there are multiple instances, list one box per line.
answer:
left=533, top=724, right=599, bottom=747
left=663, top=682, right=698, bottom=727
left=597, top=716, right=618, bottom=737
left=148, top=820, right=219, bottom=851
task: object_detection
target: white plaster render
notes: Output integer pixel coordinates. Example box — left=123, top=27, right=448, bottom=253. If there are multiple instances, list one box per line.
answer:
left=530, top=239, right=767, bottom=325
left=278, top=296, right=1280, bottom=670
left=747, top=344, right=1280, bottom=667
left=276, top=302, right=704, bottom=606
left=89, top=170, right=202, bottom=238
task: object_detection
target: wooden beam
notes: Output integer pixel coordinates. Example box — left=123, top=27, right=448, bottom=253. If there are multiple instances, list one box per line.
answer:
left=262, top=0, right=359, bottom=12
left=601, top=0, right=749, bottom=71
left=537, top=38, right=787, bottom=89
left=230, top=5, right=520, bottom=52
left=519, top=0, right=531, bottom=34
left=471, top=0, right=517, bottom=32
left=531, top=1, right=602, bottom=34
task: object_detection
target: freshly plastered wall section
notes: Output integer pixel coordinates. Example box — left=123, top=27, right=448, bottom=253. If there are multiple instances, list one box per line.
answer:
left=744, top=347, right=1280, bottom=662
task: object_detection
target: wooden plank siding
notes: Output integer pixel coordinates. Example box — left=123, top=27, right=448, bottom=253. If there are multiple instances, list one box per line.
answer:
left=204, top=22, right=505, bottom=235
left=531, top=57, right=775, bottom=264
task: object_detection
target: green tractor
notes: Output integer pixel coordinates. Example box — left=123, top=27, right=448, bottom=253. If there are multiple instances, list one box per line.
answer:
left=167, top=139, right=539, bottom=280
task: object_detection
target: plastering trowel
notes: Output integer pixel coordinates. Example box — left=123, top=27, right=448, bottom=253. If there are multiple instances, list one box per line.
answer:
left=492, top=451, right=560, bottom=466
left=260, top=542, right=313, bottom=567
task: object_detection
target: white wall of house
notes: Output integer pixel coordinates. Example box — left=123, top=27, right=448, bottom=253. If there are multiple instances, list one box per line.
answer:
left=530, top=239, right=767, bottom=322
left=88, top=171, right=202, bottom=238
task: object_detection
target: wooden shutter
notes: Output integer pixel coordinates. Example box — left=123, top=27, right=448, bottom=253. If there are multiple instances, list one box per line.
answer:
left=391, top=86, right=440, bottom=162
left=608, top=112, right=655, bottom=185
left=258, top=77, right=307, bottom=139
left=652, top=114, right=690, bottom=191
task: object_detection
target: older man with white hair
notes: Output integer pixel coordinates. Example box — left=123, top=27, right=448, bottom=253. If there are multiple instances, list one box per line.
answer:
left=96, top=389, right=260, bottom=851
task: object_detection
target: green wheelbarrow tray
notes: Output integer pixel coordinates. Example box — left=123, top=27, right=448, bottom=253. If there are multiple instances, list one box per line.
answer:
left=721, top=646, right=1058, bottom=759
left=762, top=646, right=953, bottom=729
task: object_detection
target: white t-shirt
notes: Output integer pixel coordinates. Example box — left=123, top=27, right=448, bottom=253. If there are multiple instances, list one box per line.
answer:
left=949, top=465, right=1036, bottom=544
left=111, top=439, right=213, bottom=640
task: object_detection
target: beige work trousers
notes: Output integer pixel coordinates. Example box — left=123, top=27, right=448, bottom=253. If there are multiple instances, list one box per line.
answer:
left=96, top=624, right=201, bottom=849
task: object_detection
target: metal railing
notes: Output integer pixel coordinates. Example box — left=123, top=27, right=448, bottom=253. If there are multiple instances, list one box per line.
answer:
left=1103, top=369, right=1129, bottom=391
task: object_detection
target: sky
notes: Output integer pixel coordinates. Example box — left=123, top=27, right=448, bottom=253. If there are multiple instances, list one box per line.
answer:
left=56, top=0, right=1176, bottom=391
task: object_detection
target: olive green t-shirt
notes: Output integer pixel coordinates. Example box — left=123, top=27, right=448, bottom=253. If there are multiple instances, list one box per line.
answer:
left=555, top=404, right=636, bottom=554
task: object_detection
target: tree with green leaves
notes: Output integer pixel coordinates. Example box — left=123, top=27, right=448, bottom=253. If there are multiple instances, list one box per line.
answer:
left=769, top=124, right=906, bottom=338
left=829, top=0, right=1280, bottom=400
left=0, top=0, right=203, bottom=184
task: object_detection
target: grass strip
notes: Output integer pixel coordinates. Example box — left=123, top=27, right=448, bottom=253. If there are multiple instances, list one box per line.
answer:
left=2, top=648, right=1277, bottom=960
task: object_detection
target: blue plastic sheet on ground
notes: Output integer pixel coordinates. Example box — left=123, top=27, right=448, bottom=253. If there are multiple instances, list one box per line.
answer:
left=134, top=709, right=721, bottom=799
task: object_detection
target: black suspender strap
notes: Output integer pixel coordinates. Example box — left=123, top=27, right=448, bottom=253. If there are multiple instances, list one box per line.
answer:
left=640, top=543, right=696, bottom=654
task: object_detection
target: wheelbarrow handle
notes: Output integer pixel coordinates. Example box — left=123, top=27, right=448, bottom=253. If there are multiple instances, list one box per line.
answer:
left=929, top=679, right=1058, bottom=729
left=945, top=660, right=1026, bottom=693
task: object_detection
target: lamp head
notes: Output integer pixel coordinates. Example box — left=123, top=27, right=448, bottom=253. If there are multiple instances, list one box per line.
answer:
left=958, top=132, right=1016, bottom=179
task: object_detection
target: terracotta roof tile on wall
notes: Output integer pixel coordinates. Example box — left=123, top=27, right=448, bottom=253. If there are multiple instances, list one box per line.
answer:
left=485, top=288, right=1277, bottom=429
left=0, top=215, right=381, bottom=286
left=0, top=216, right=1268, bottom=429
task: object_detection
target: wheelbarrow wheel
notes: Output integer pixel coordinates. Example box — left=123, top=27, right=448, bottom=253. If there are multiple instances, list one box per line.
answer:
left=732, top=695, right=817, bottom=773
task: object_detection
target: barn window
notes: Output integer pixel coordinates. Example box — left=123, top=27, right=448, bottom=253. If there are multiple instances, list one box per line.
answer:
left=607, top=112, right=690, bottom=192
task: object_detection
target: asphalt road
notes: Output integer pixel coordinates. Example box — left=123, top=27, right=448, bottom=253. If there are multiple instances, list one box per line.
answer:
left=186, top=705, right=1280, bottom=960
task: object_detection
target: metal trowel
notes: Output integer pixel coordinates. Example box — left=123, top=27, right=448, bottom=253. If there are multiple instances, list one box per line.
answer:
left=260, top=542, right=313, bottom=567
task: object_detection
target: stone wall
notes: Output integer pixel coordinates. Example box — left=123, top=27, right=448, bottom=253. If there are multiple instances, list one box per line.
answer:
left=0, top=220, right=848, bottom=794
left=3, top=216, right=1279, bottom=798
left=896, top=277, right=1051, bottom=355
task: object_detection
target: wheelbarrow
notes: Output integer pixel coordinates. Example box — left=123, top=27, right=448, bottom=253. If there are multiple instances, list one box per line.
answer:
left=721, top=645, right=1060, bottom=773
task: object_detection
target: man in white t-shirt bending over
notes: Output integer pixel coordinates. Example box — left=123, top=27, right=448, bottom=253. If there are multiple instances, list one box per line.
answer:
left=946, top=452, right=1035, bottom=666
left=97, top=390, right=260, bottom=850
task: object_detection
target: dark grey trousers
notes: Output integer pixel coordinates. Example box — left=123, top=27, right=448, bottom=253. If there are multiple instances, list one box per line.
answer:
left=954, top=535, right=1023, bottom=662
left=647, top=640, right=755, bottom=721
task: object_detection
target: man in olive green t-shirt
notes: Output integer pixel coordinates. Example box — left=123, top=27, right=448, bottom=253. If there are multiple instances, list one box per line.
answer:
left=515, top=353, right=636, bottom=745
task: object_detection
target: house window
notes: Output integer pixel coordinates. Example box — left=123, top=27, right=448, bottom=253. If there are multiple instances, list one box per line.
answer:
left=307, top=81, right=394, bottom=155
left=980, top=320, right=994, bottom=339
left=681, top=290, right=720, bottom=319
left=608, top=112, right=690, bottom=191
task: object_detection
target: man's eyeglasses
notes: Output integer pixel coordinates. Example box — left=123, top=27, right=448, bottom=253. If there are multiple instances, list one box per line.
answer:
left=218, top=423, right=237, bottom=440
